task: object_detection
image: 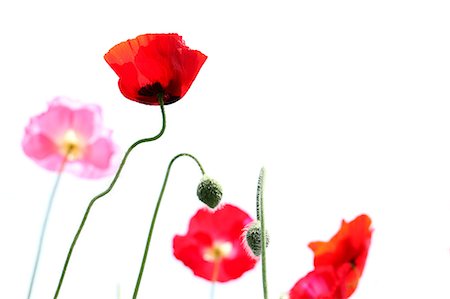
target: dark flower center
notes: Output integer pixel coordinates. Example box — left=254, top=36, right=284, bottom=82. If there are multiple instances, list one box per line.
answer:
left=137, top=81, right=181, bottom=105
left=138, top=82, right=165, bottom=97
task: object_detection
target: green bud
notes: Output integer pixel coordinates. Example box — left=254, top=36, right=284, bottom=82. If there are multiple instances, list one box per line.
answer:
left=197, top=175, right=222, bottom=209
left=244, top=221, right=269, bottom=257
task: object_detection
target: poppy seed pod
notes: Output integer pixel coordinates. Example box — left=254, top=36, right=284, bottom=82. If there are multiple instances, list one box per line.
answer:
left=197, top=175, right=222, bottom=209
left=244, top=221, right=269, bottom=257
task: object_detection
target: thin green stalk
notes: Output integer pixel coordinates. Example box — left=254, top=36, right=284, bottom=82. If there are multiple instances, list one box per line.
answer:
left=132, top=153, right=205, bottom=299
left=53, top=97, right=166, bottom=299
left=27, top=151, right=70, bottom=299
left=257, top=167, right=268, bottom=299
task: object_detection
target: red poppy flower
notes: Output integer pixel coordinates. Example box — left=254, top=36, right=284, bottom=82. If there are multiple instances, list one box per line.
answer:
left=308, top=214, right=373, bottom=298
left=288, top=266, right=338, bottom=299
left=104, top=33, right=207, bottom=105
left=173, top=204, right=257, bottom=282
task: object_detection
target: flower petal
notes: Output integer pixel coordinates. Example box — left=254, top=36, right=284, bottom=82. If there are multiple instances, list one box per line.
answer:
left=289, top=266, right=339, bottom=299
left=29, top=99, right=73, bottom=140
left=74, top=134, right=118, bottom=178
left=71, top=105, right=103, bottom=141
left=22, top=132, right=63, bottom=171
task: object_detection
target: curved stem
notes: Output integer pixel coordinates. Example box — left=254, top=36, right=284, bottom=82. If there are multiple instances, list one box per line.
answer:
left=53, top=97, right=166, bottom=299
left=27, top=151, right=70, bottom=299
left=132, top=153, right=205, bottom=299
left=257, top=167, right=268, bottom=299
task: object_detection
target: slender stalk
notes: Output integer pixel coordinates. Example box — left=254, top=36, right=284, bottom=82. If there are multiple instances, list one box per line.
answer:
left=210, top=282, right=216, bottom=299
left=132, top=153, right=205, bottom=299
left=27, top=150, right=70, bottom=299
left=53, top=97, right=166, bottom=299
left=117, top=283, right=121, bottom=299
left=257, top=167, right=268, bottom=299
left=210, top=258, right=221, bottom=299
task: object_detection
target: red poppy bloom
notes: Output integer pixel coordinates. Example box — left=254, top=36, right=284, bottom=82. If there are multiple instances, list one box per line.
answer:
left=173, top=204, right=257, bottom=282
left=104, top=33, right=207, bottom=105
left=308, top=214, right=373, bottom=298
left=288, top=266, right=338, bottom=299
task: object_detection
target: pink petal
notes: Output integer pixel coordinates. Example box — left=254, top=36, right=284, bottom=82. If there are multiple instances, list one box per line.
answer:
left=32, top=99, right=74, bottom=139
left=71, top=105, right=102, bottom=141
left=22, top=132, right=65, bottom=171
left=71, top=134, right=118, bottom=179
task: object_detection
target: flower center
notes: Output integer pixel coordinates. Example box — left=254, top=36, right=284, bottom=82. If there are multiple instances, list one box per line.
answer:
left=138, top=82, right=165, bottom=97
left=203, top=241, right=233, bottom=262
left=60, top=130, right=84, bottom=160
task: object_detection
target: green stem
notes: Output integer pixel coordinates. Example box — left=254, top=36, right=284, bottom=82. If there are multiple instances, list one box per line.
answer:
left=53, top=97, right=166, bottom=299
left=132, top=153, right=205, bottom=299
left=257, top=167, right=268, bottom=299
left=27, top=151, right=70, bottom=299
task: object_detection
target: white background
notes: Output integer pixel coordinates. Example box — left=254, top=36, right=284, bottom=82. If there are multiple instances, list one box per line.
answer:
left=1, top=0, right=450, bottom=298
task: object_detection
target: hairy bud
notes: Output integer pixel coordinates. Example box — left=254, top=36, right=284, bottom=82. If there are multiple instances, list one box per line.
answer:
left=197, top=175, right=222, bottom=209
left=243, top=221, right=269, bottom=258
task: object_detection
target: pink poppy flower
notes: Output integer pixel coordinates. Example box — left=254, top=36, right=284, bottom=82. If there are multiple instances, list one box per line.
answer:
left=22, top=97, right=118, bottom=179
left=173, top=204, right=258, bottom=282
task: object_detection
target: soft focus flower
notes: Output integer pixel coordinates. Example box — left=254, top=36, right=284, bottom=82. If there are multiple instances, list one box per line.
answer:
left=104, top=33, right=207, bottom=105
left=173, top=204, right=257, bottom=282
left=308, top=214, right=372, bottom=298
left=288, top=266, right=338, bottom=299
left=22, top=97, right=118, bottom=179
left=287, top=215, right=372, bottom=299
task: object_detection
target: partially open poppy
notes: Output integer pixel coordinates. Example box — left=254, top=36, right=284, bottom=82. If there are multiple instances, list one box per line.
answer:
left=173, top=204, right=257, bottom=282
left=104, top=33, right=207, bottom=105
left=287, top=214, right=372, bottom=299
left=22, top=97, right=118, bottom=178
left=308, top=214, right=372, bottom=298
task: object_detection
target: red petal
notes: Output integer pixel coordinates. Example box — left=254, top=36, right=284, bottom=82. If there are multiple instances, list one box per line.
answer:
left=178, top=49, right=207, bottom=98
left=289, top=266, right=339, bottom=299
left=307, top=215, right=373, bottom=298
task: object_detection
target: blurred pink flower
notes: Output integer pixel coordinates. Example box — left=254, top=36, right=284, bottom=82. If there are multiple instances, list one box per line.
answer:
left=22, top=97, right=118, bottom=179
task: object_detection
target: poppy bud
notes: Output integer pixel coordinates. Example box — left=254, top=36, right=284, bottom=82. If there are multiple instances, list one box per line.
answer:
left=197, top=175, right=222, bottom=209
left=243, top=221, right=269, bottom=257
